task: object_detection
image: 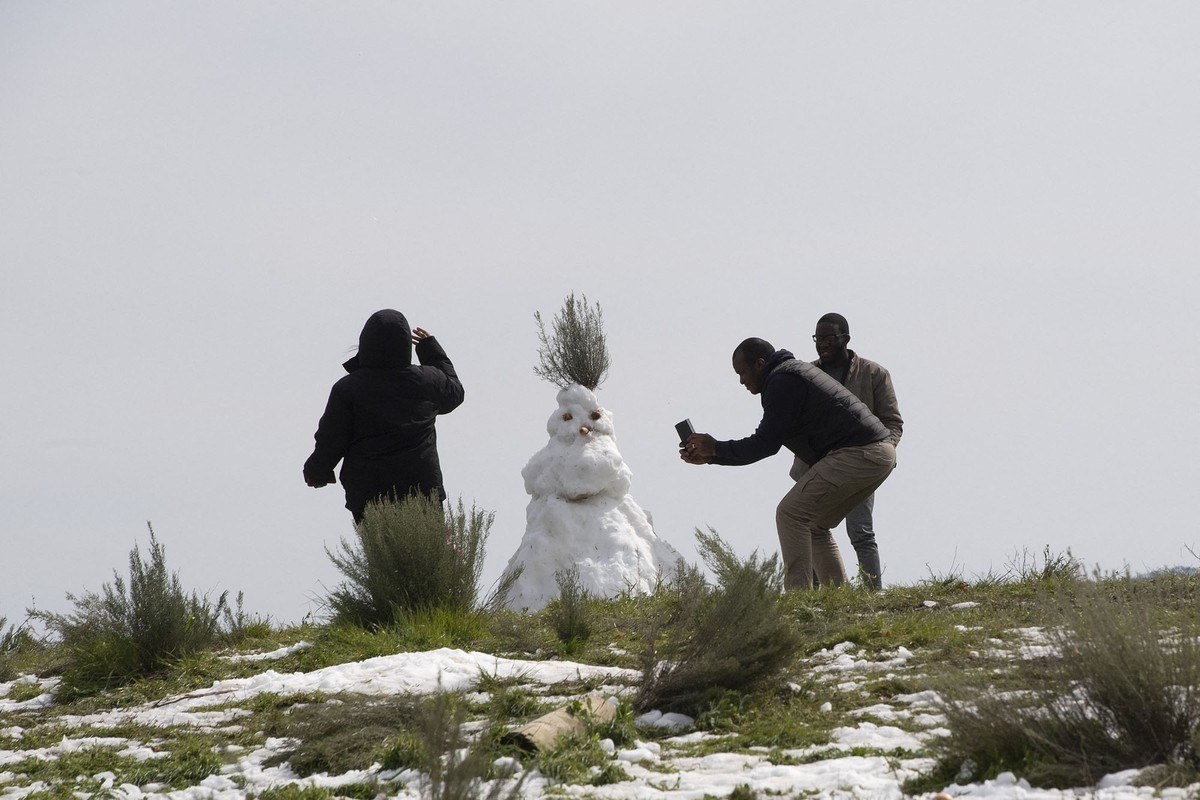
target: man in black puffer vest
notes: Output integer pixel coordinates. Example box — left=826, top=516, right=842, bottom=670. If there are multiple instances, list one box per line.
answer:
left=680, top=337, right=895, bottom=590
left=303, top=309, right=464, bottom=522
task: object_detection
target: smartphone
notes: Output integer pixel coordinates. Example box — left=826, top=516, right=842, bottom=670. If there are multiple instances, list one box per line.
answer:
left=675, top=418, right=695, bottom=446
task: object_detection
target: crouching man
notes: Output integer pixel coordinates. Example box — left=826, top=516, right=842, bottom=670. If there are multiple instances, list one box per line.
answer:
left=680, top=337, right=896, bottom=590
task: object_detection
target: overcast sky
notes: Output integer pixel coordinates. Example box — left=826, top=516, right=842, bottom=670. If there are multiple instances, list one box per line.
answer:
left=3, top=2, right=1198, bottom=625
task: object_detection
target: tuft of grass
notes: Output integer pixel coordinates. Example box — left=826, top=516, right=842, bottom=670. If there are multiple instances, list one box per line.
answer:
left=1006, top=545, right=1085, bottom=584
left=475, top=682, right=549, bottom=724
left=325, top=494, right=504, bottom=628
left=532, top=292, right=610, bottom=390
left=483, top=607, right=553, bottom=657
left=633, top=528, right=802, bottom=717
left=547, top=566, right=592, bottom=650
left=1, top=614, right=44, bottom=682
left=396, top=605, right=489, bottom=650
left=691, top=687, right=834, bottom=752
left=220, top=591, right=274, bottom=643
left=31, top=524, right=229, bottom=700
left=263, top=694, right=424, bottom=777
left=536, top=731, right=630, bottom=786
left=290, top=623, right=408, bottom=671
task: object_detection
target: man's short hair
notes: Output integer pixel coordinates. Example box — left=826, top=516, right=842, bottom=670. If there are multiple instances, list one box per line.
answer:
left=733, top=337, right=774, bottom=363
left=817, top=312, right=849, bottom=335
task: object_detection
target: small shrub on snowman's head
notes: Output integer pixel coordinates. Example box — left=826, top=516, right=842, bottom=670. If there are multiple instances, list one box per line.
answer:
left=533, top=293, right=610, bottom=390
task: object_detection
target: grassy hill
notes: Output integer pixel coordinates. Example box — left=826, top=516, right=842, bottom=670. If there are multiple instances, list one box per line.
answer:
left=3, top=546, right=1200, bottom=799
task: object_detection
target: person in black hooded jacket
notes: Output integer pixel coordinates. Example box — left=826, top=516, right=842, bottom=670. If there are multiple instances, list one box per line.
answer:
left=303, top=309, right=465, bottom=522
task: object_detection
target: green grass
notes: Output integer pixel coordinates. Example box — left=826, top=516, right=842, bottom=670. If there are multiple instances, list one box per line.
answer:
left=262, top=693, right=425, bottom=777
left=7, top=557, right=1200, bottom=798
left=4, top=735, right=225, bottom=790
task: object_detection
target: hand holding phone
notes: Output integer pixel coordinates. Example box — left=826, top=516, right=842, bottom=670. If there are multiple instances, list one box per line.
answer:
left=675, top=418, right=695, bottom=446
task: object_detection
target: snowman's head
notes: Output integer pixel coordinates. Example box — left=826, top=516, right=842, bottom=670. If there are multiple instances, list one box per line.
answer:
left=548, top=384, right=616, bottom=443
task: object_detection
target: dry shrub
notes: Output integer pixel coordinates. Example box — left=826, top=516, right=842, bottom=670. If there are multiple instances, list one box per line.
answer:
left=633, top=528, right=801, bottom=716
left=265, top=694, right=424, bottom=777
left=929, top=578, right=1200, bottom=788
left=409, top=693, right=527, bottom=800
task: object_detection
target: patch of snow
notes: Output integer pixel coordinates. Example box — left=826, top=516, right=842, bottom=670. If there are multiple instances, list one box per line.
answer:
left=224, top=641, right=313, bottom=662
left=635, top=710, right=694, bottom=732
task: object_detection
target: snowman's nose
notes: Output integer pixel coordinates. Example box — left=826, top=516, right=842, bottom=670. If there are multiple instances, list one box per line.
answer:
left=579, top=426, right=591, bottom=436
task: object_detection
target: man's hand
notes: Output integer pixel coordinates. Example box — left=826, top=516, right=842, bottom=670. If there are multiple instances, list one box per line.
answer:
left=305, top=469, right=336, bottom=488
left=412, top=327, right=433, bottom=345
left=680, top=432, right=717, bottom=465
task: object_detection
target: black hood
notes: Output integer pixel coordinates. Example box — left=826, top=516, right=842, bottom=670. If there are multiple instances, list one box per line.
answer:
left=763, top=348, right=796, bottom=376
left=343, top=309, right=412, bottom=372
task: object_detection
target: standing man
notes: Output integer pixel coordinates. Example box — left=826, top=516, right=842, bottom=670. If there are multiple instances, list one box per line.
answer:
left=681, top=337, right=896, bottom=590
left=811, top=313, right=903, bottom=589
left=303, top=309, right=464, bottom=523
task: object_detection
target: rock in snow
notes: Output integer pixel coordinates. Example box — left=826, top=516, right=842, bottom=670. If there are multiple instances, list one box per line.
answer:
left=502, top=384, right=681, bottom=611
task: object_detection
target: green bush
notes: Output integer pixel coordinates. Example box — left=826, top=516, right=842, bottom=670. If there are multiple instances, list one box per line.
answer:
left=633, top=528, right=802, bottom=716
left=325, top=494, right=509, bottom=628
left=0, top=615, right=32, bottom=681
left=927, top=577, right=1200, bottom=788
left=32, top=524, right=228, bottom=699
left=548, top=566, right=592, bottom=647
left=532, top=292, right=610, bottom=390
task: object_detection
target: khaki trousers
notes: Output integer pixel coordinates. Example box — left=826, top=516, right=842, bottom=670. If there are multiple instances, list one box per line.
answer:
left=776, top=440, right=896, bottom=590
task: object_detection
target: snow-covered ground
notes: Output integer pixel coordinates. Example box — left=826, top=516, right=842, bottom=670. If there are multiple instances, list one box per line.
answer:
left=3, top=626, right=1194, bottom=800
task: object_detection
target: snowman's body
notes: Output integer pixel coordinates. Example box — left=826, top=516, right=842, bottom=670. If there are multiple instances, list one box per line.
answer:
left=502, top=384, right=681, bottom=611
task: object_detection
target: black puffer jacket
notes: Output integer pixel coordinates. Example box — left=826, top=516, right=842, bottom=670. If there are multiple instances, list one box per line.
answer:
left=713, top=349, right=888, bottom=467
left=303, top=309, right=464, bottom=518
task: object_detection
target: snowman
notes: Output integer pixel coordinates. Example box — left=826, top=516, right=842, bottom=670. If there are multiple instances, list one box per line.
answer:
left=502, top=382, right=682, bottom=611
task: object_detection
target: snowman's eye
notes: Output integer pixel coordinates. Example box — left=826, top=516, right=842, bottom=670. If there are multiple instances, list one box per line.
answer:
left=590, top=410, right=602, bottom=421
left=562, top=412, right=573, bottom=421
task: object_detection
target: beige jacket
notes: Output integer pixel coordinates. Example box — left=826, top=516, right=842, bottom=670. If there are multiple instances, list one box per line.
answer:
left=790, top=350, right=902, bottom=479
left=818, top=351, right=903, bottom=447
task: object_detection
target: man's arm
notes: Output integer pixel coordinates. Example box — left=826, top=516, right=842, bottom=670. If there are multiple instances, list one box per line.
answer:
left=414, top=329, right=465, bottom=414
left=871, top=368, right=903, bottom=446
left=682, top=375, right=805, bottom=466
left=303, top=384, right=353, bottom=487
